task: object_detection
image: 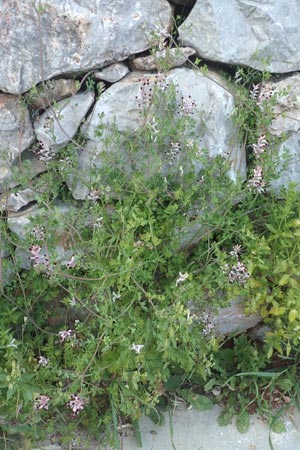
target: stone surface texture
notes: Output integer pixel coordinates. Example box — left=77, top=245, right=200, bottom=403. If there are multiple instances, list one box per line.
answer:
left=259, top=74, right=300, bottom=192
left=34, top=91, right=95, bottom=152
left=210, top=297, right=261, bottom=336
left=68, top=68, right=245, bottom=200
left=179, top=0, right=300, bottom=73
left=0, top=0, right=173, bottom=94
left=29, top=79, right=78, bottom=110
left=94, top=63, right=129, bottom=83
left=0, top=94, right=35, bottom=188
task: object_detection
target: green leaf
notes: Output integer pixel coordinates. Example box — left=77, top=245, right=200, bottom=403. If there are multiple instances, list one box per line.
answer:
left=271, top=419, right=286, bottom=434
left=236, top=411, right=250, bottom=434
left=179, top=389, right=213, bottom=411
left=204, top=378, right=219, bottom=392
left=147, top=408, right=165, bottom=426
left=164, top=375, right=182, bottom=392
left=288, top=309, right=298, bottom=322
left=278, top=274, right=290, bottom=286
left=217, top=410, right=234, bottom=427
left=132, top=420, right=143, bottom=448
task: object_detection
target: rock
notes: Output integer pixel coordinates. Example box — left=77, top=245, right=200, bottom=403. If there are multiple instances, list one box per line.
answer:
left=68, top=68, right=245, bottom=200
left=178, top=0, right=300, bottom=73
left=0, top=257, right=15, bottom=287
left=8, top=202, right=79, bottom=270
left=258, top=75, right=300, bottom=192
left=270, top=132, right=300, bottom=193
left=0, top=94, right=35, bottom=189
left=211, top=297, right=261, bottom=336
left=261, top=75, right=300, bottom=137
left=7, top=204, right=42, bottom=239
left=1, top=150, right=48, bottom=194
left=0, top=239, right=11, bottom=258
left=28, top=79, right=78, bottom=110
left=0, top=0, right=173, bottom=94
left=4, top=189, right=37, bottom=212
left=94, top=63, right=130, bottom=83
left=34, top=91, right=95, bottom=152
left=248, top=322, right=272, bottom=340
left=129, top=47, right=196, bottom=71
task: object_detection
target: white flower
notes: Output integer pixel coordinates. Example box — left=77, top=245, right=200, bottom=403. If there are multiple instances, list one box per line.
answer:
left=38, top=356, right=49, bottom=367
left=131, top=343, right=144, bottom=354
left=112, top=291, right=121, bottom=302
left=176, top=272, right=189, bottom=286
left=8, top=338, right=17, bottom=348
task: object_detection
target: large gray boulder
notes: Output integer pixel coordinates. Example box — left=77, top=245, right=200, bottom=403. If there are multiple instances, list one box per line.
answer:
left=0, top=0, right=173, bottom=94
left=259, top=74, right=300, bottom=192
left=34, top=91, right=95, bottom=153
left=179, top=0, right=300, bottom=73
left=68, top=68, right=245, bottom=200
left=0, top=94, right=35, bottom=191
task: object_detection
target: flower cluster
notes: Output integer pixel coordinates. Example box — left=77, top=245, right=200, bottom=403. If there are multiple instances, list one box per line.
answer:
left=67, top=394, right=86, bottom=416
left=247, top=166, right=266, bottom=193
left=256, top=82, right=275, bottom=107
left=252, top=134, right=268, bottom=158
left=200, top=312, right=215, bottom=336
left=87, top=189, right=101, bottom=202
left=223, top=261, right=250, bottom=285
left=34, top=394, right=50, bottom=411
left=178, top=94, right=197, bottom=116
left=29, top=244, right=52, bottom=274
left=38, top=356, right=49, bottom=367
left=136, top=74, right=168, bottom=109
left=58, top=329, right=75, bottom=342
left=165, top=141, right=181, bottom=166
left=35, top=141, right=55, bottom=163
left=31, top=225, right=46, bottom=241
left=131, top=343, right=144, bottom=354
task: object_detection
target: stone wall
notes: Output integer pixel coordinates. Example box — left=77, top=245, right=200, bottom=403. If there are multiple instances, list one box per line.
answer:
left=1, top=0, right=300, bottom=334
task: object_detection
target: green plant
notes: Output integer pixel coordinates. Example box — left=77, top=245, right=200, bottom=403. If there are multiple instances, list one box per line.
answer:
left=2, top=60, right=300, bottom=450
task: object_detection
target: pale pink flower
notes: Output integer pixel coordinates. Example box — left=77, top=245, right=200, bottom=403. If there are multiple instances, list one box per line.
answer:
left=67, top=394, right=86, bottom=416
left=223, top=262, right=250, bottom=285
left=34, top=394, right=50, bottom=410
left=58, top=329, right=75, bottom=342
left=247, top=166, right=266, bottom=193
left=252, top=135, right=268, bottom=158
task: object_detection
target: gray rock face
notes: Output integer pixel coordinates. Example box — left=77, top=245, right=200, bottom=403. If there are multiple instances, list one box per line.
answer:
left=0, top=94, right=35, bottom=189
left=94, top=63, right=129, bottom=83
left=129, top=47, right=196, bottom=71
left=29, top=79, right=78, bottom=110
left=211, top=297, right=261, bottom=336
left=68, top=68, right=245, bottom=200
left=34, top=91, right=94, bottom=152
left=179, top=0, right=300, bottom=73
left=259, top=75, right=300, bottom=192
left=0, top=258, right=15, bottom=287
left=0, top=0, right=173, bottom=94
left=4, top=189, right=37, bottom=212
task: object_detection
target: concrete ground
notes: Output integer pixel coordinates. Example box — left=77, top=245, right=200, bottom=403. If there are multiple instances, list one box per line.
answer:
left=34, top=404, right=300, bottom=450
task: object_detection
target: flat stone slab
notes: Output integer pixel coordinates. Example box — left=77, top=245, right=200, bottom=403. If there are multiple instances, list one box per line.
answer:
left=32, top=405, right=300, bottom=450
